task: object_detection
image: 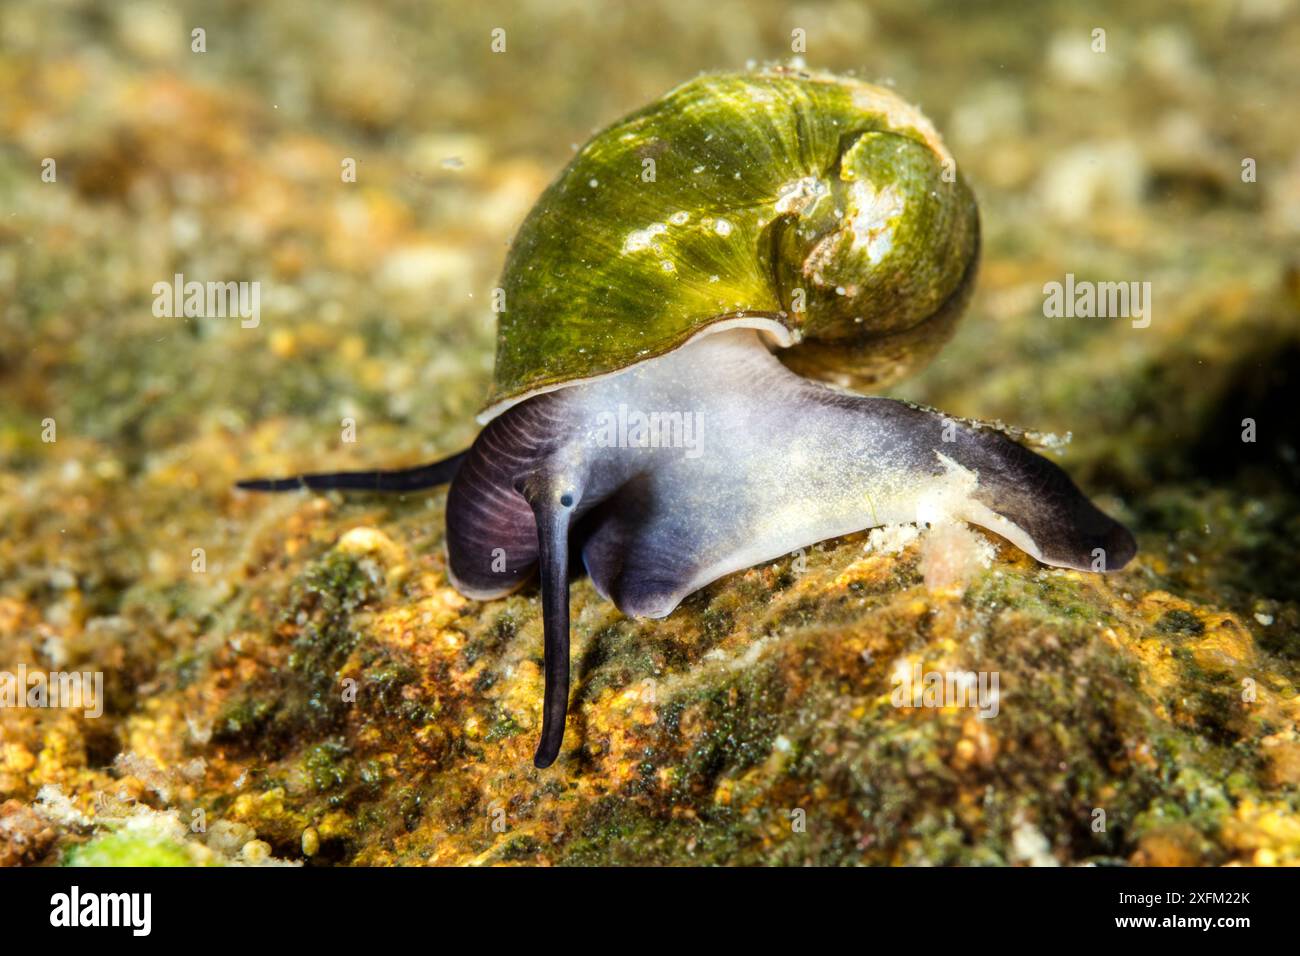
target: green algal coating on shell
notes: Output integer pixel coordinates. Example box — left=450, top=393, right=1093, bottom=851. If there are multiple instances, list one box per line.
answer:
left=484, top=67, right=979, bottom=419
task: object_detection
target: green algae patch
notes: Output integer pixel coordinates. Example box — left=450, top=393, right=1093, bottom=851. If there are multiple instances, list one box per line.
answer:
left=64, top=831, right=203, bottom=868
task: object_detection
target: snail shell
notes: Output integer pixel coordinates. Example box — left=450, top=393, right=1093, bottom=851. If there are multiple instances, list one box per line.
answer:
left=483, top=67, right=979, bottom=422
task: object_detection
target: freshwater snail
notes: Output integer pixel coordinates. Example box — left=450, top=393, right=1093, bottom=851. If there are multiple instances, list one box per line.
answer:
left=239, top=68, right=1136, bottom=768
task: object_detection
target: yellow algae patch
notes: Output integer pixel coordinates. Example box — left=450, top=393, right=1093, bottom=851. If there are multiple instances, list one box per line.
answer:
left=493, top=657, right=544, bottom=718
left=365, top=604, right=424, bottom=652
left=1119, top=632, right=1182, bottom=702
left=951, top=715, right=1000, bottom=772
left=579, top=686, right=657, bottom=786
left=1261, top=731, right=1300, bottom=789
left=1130, top=823, right=1206, bottom=866
left=0, top=597, right=38, bottom=636
left=269, top=328, right=298, bottom=359
left=229, top=787, right=293, bottom=833
left=333, top=525, right=413, bottom=588
left=612, top=681, right=660, bottom=727
left=367, top=584, right=467, bottom=656
left=1187, top=613, right=1255, bottom=676
left=336, top=525, right=403, bottom=560
left=316, top=811, right=354, bottom=843
left=832, top=551, right=905, bottom=590
left=414, top=583, right=469, bottom=628
left=2, top=743, right=36, bottom=777
left=35, top=727, right=86, bottom=786
left=1220, top=799, right=1300, bottom=866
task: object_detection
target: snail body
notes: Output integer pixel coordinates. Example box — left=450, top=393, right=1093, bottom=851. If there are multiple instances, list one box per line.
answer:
left=240, top=69, right=1135, bottom=768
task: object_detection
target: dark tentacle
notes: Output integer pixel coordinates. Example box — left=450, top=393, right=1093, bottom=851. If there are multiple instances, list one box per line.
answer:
left=236, top=451, right=467, bottom=493
left=521, top=479, right=578, bottom=769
